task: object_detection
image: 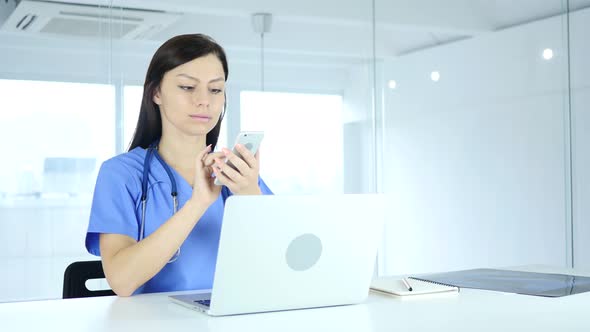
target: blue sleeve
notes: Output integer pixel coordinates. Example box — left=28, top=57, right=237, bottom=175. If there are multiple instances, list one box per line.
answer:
left=85, top=159, right=141, bottom=256
left=258, top=177, right=273, bottom=195
left=221, top=176, right=273, bottom=202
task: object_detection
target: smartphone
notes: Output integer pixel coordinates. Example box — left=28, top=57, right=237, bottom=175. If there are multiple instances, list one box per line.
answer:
left=214, top=131, right=264, bottom=185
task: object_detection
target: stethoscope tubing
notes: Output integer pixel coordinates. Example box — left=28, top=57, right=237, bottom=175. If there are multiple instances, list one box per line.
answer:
left=139, top=141, right=180, bottom=263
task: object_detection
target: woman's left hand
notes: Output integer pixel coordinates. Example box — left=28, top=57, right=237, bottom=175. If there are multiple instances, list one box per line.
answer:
left=213, top=144, right=262, bottom=195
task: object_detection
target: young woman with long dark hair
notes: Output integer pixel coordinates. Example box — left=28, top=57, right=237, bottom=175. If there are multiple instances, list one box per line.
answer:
left=85, top=34, right=272, bottom=296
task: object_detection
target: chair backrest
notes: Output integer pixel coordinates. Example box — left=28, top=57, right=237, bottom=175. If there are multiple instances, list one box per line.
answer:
left=63, top=260, right=115, bottom=299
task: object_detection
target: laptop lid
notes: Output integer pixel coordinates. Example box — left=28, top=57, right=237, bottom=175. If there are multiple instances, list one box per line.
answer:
left=206, top=194, right=384, bottom=316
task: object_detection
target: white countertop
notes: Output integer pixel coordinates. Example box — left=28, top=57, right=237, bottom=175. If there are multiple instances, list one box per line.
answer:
left=1, top=265, right=589, bottom=332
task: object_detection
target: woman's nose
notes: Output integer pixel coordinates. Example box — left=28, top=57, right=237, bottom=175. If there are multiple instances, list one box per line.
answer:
left=192, top=87, right=210, bottom=106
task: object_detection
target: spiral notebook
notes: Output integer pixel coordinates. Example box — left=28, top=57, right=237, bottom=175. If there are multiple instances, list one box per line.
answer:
left=370, top=276, right=459, bottom=296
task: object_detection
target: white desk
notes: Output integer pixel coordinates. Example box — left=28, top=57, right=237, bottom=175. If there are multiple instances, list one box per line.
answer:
left=1, top=265, right=589, bottom=332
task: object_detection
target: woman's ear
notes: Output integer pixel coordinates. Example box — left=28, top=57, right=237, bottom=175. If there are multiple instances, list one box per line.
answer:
left=152, top=88, right=161, bottom=105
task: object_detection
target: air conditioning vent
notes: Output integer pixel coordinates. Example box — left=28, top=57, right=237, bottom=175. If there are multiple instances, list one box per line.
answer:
left=1, top=0, right=181, bottom=40
left=15, top=13, right=37, bottom=30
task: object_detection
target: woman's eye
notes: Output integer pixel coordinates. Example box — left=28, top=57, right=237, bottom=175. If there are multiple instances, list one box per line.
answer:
left=210, top=88, right=223, bottom=94
left=179, top=85, right=194, bottom=91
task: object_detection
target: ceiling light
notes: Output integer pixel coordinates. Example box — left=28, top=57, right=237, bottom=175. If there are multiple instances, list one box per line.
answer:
left=430, top=71, right=440, bottom=82
left=388, top=80, right=397, bottom=89
left=542, top=48, right=554, bottom=60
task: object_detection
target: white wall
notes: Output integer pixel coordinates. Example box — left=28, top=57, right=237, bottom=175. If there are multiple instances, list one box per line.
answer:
left=379, top=9, right=588, bottom=275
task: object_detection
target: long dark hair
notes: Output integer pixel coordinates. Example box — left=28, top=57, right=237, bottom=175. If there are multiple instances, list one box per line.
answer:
left=128, top=34, right=229, bottom=151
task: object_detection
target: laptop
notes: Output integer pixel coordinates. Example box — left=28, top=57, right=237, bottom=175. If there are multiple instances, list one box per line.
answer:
left=169, top=194, right=384, bottom=316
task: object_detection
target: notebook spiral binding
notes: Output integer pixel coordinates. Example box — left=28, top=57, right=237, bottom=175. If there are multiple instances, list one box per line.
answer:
left=408, top=277, right=458, bottom=289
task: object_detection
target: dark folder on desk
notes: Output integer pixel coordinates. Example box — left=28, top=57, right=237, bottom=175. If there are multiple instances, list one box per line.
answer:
left=410, top=268, right=590, bottom=297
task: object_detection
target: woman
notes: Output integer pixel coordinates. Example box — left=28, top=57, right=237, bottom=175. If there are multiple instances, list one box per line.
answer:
left=85, top=34, right=272, bottom=296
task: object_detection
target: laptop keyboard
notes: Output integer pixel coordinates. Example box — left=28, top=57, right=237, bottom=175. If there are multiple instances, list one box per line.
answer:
left=194, top=299, right=211, bottom=308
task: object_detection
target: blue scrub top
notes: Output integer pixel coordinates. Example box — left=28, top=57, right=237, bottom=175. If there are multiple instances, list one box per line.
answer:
left=85, top=146, right=273, bottom=294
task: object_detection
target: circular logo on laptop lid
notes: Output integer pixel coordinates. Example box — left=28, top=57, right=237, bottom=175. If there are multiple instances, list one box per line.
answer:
left=285, top=233, right=322, bottom=271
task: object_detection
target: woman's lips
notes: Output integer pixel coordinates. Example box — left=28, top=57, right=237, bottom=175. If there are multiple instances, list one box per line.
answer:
left=189, top=114, right=211, bottom=122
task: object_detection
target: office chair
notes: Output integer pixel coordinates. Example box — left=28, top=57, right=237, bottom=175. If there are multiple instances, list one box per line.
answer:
left=63, top=260, right=115, bottom=299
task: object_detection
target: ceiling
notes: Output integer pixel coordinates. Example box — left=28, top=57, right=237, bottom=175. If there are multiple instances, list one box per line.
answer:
left=3, top=0, right=590, bottom=63
left=114, top=0, right=590, bottom=56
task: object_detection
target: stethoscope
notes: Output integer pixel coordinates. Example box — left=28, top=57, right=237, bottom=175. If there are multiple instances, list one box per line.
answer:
left=140, top=140, right=180, bottom=263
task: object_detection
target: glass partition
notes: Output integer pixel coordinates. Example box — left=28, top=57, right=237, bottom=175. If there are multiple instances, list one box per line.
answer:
left=0, top=0, right=375, bottom=302
left=0, top=0, right=117, bottom=301
left=569, top=3, right=590, bottom=270
left=375, top=0, right=575, bottom=275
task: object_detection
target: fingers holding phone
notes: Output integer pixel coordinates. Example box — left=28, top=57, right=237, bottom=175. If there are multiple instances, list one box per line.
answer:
left=222, top=144, right=259, bottom=172
left=233, top=143, right=259, bottom=169
left=213, top=131, right=263, bottom=195
left=213, top=150, right=261, bottom=195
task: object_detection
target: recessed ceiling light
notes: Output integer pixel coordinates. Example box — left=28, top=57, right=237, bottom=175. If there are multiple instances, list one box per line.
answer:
left=388, top=80, right=397, bottom=89
left=430, top=71, right=440, bottom=82
left=542, top=48, right=554, bottom=60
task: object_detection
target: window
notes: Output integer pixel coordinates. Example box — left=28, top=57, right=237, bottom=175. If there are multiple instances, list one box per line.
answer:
left=123, top=86, right=142, bottom=150
left=240, top=91, right=343, bottom=194
left=0, top=79, right=115, bottom=197
left=0, top=79, right=115, bottom=302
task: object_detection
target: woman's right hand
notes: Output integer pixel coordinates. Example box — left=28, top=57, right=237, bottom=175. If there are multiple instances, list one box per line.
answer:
left=189, top=144, right=223, bottom=207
